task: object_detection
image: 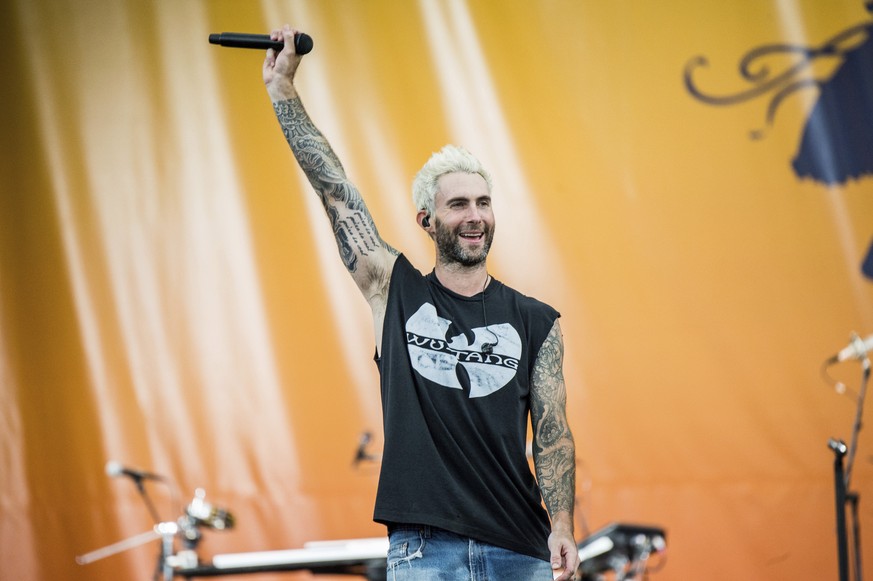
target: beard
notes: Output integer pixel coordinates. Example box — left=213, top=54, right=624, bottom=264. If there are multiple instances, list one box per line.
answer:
left=434, top=219, right=494, bottom=267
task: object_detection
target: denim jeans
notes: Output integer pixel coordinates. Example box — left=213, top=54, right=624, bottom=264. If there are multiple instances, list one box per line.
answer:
left=386, top=524, right=554, bottom=580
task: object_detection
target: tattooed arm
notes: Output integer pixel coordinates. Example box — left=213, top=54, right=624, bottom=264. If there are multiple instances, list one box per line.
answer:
left=262, top=25, right=398, bottom=334
left=530, top=319, right=579, bottom=580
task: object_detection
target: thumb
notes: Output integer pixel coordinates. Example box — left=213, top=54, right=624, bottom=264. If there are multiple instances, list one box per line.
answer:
left=550, top=544, right=565, bottom=567
left=550, top=546, right=569, bottom=579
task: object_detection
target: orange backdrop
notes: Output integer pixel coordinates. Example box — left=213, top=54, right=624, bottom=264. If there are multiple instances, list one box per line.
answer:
left=2, top=1, right=873, bottom=580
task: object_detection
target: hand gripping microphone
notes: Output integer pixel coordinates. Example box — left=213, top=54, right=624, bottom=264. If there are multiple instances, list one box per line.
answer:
left=208, top=32, right=314, bottom=55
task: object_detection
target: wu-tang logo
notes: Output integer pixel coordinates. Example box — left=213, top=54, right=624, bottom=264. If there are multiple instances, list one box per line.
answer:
left=684, top=13, right=873, bottom=185
left=405, top=303, right=521, bottom=398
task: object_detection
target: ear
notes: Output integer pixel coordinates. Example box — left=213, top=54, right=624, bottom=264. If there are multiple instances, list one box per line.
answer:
left=417, top=210, right=431, bottom=230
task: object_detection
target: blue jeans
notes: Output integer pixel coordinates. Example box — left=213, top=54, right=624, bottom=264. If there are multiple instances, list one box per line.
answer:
left=386, top=525, right=554, bottom=580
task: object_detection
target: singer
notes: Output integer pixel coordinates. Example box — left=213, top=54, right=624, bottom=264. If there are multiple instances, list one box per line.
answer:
left=262, top=25, right=578, bottom=580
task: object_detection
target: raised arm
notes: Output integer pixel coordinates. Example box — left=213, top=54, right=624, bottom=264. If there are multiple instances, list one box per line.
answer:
left=262, top=26, right=398, bottom=317
left=530, top=319, right=579, bottom=580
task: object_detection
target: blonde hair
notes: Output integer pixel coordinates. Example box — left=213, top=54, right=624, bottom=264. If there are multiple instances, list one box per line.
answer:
left=411, top=145, right=493, bottom=215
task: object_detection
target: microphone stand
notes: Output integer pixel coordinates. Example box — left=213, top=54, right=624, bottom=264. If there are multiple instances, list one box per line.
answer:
left=831, top=356, right=870, bottom=581
left=131, top=475, right=164, bottom=525
left=124, top=475, right=172, bottom=581
left=846, top=358, right=869, bottom=581
left=830, top=438, right=850, bottom=581
left=79, top=468, right=180, bottom=580
left=78, top=477, right=230, bottom=581
left=850, top=492, right=863, bottom=581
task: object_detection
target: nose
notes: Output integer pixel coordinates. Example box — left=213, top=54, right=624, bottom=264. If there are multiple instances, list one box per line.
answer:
left=466, top=205, right=486, bottom=223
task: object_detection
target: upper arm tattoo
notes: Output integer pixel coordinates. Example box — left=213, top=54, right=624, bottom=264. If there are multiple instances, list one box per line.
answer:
left=530, top=320, right=576, bottom=519
left=273, top=98, right=398, bottom=276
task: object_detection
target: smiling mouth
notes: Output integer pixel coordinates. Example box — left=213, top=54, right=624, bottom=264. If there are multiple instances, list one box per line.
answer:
left=459, top=231, right=484, bottom=241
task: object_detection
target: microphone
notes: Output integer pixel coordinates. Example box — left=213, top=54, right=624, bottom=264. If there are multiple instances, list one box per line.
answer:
left=105, top=460, right=165, bottom=482
left=353, top=431, right=376, bottom=466
left=827, top=333, right=873, bottom=364
left=481, top=342, right=495, bottom=355
left=208, top=32, right=314, bottom=55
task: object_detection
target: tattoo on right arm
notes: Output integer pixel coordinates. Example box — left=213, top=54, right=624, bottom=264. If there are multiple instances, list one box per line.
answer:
left=273, top=97, right=397, bottom=275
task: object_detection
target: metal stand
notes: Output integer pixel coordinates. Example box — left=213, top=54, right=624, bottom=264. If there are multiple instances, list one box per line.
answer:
left=76, top=483, right=228, bottom=580
left=830, top=438, right=850, bottom=581
left=78, top=476, right=386, bottom=580
left=829, top=355, right=869, bottom=581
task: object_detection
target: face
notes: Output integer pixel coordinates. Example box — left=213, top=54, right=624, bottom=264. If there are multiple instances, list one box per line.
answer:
left=431, top=172, right=495, bottom=267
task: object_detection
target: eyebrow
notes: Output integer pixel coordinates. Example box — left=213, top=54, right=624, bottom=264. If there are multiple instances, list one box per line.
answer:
left=445, top=194, right=491, bottom=204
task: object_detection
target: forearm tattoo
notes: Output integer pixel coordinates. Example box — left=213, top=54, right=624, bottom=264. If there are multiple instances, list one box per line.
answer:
left=531, top=322, right=576, bottom=520
left=273, top=98, right=397, bottom=273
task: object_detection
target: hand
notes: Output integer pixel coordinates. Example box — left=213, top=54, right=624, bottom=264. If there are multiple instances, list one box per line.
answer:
left=263, top=25, right=303, bottom=99
left=548, top=529, right=580, bottom=581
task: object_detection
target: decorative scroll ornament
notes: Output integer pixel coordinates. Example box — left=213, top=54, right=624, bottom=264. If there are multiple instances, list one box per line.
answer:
left=684, top=17, right=873, bottom=185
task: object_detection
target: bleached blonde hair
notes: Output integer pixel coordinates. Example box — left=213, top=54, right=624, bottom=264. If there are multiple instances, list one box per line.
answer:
left=411, top=145, right=493, bottom=216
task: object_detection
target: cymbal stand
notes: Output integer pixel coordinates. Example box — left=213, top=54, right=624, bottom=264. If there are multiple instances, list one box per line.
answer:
left=156, top=519, right=203, bottom=581
left=157, top=521, right=180, bottom=581
left=76, top=487, right=225, bottom=580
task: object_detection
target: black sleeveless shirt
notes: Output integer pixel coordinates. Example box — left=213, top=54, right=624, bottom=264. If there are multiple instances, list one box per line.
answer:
left=374, top=255, right=559, bottom=560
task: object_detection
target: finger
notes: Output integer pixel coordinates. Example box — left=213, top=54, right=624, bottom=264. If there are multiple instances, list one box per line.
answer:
left=551, top=542, right=577, bottom=580
left=281, top=24, right=297, bottom=54
left=262, top=49, right=276, bottom=75
left=283, top=23, right=307, bottom=55
left=263, top=28, right=283, bottom=73
left=567, top=546, right=580, bottom=573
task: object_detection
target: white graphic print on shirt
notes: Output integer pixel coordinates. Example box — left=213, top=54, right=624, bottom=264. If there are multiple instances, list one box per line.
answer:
left=405, top=303, right=521, bottom=398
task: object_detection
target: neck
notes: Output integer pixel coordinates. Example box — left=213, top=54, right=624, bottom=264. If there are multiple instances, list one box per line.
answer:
left=433, top=262, right=490, bottom=297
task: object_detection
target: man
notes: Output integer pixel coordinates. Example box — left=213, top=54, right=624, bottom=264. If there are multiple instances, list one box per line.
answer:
left=262, top=25, right=579, bottom=580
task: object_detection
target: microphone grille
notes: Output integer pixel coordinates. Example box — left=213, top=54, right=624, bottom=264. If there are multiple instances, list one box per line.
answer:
left=295, top=32, right=314, bottom=55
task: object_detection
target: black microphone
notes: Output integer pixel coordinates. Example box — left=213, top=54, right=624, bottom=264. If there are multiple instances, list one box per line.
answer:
left=481, top=342, right=495, bottom=355
left=208, top=32, right=314, bottom=55
left=353, top=431, right=373, bottom=466
left=105, top=460, right=165, bottom=482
